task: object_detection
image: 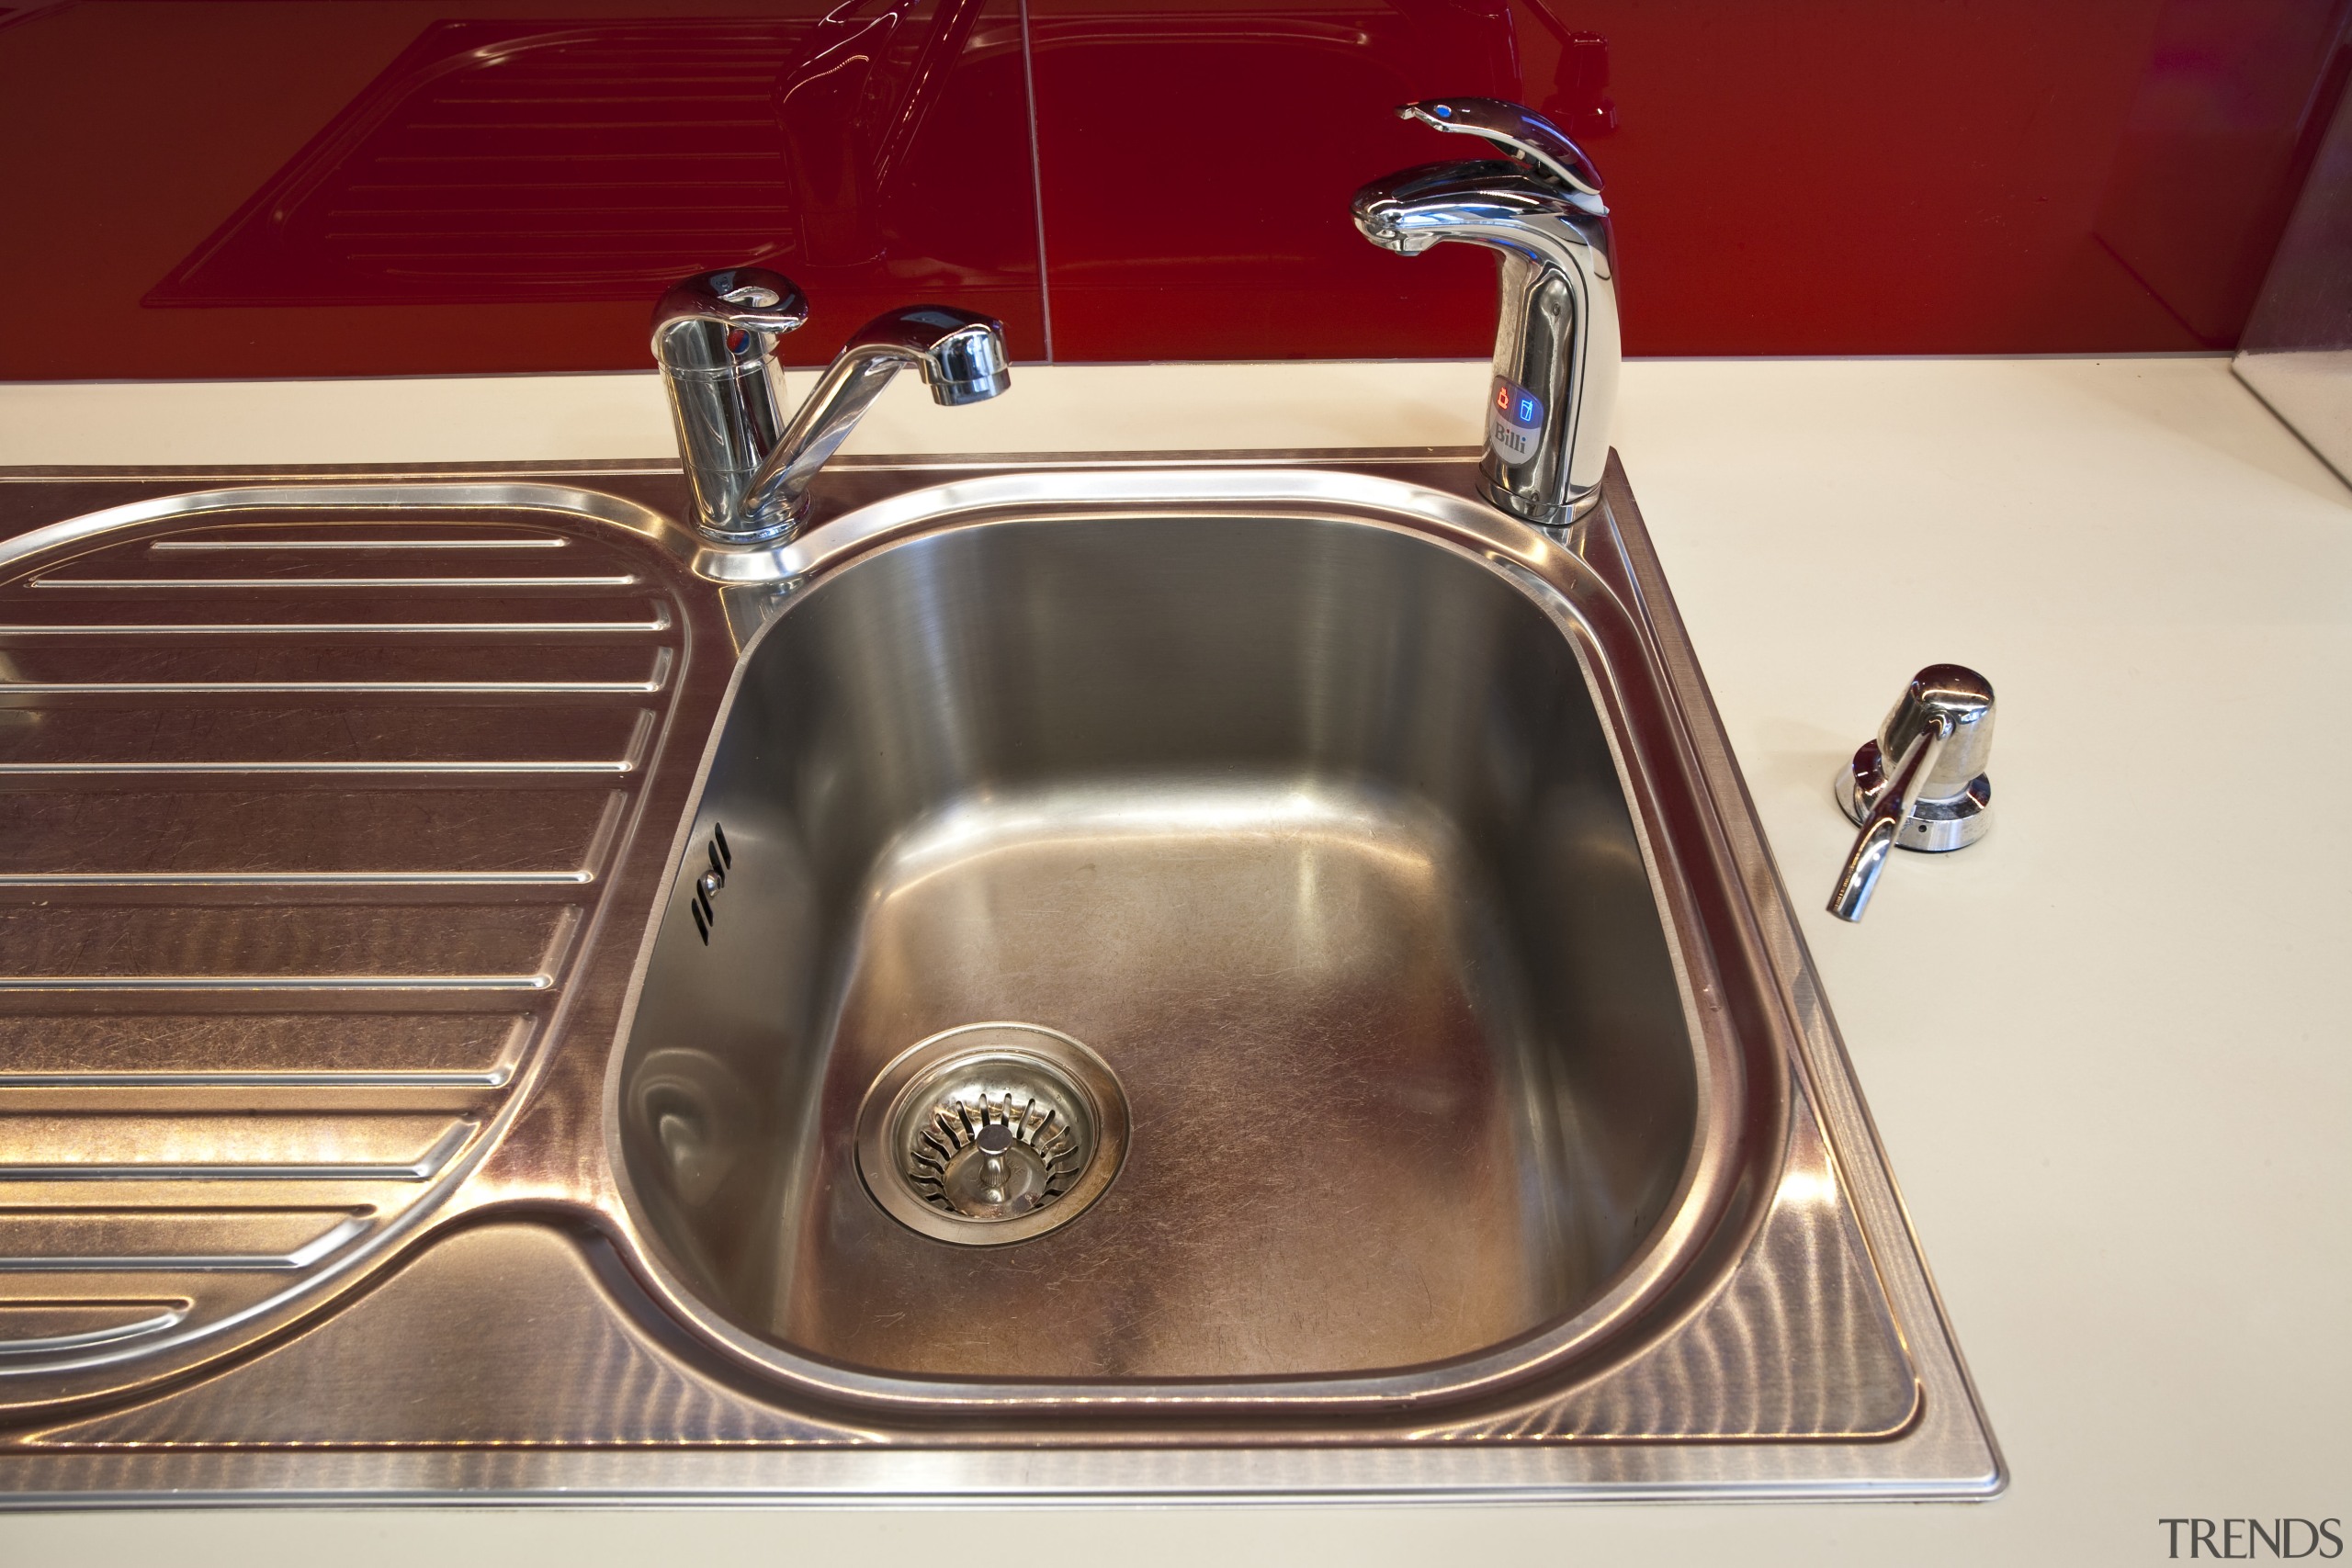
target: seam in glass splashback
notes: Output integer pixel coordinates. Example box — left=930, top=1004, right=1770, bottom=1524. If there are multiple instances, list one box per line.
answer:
left=1018, top=0, right=1057, bottom=363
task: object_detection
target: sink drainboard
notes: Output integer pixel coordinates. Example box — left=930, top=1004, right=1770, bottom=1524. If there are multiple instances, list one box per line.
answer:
left=854, top=1023, right=1130, bottom=1247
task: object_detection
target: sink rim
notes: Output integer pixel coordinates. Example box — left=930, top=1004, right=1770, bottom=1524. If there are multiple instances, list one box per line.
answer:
left=0, top=453, right=2002, bottom=1499
left=601, top=466, right=1787, bottom=1422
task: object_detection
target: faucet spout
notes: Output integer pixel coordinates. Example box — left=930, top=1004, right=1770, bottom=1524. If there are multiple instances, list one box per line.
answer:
left=737, top=305, right=1009, bottom=536
left=1351, top=99, right=1619, bottom=528
left=654, top=272, right=1009, bottom=547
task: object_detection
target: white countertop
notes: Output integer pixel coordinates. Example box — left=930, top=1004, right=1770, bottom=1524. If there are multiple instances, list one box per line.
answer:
left=4, top=355, right=2347, bottom=1564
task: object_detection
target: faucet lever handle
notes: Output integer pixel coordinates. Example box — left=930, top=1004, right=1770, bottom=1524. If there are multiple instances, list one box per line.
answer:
left=1396, top=97, right=1604, bottom=197
left=650, top=266, right=810, bottom=368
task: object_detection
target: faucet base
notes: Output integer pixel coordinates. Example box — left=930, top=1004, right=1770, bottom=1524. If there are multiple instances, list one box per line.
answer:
left=694, top=509, right=803, bottom=548
left=1838, top=742, right=1994, bottom=852
left=1477, top=470, right=1602, bottom=530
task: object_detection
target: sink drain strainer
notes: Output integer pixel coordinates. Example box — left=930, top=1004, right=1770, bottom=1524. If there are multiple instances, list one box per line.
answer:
left=854, top=1022, right=1128, bottom=1246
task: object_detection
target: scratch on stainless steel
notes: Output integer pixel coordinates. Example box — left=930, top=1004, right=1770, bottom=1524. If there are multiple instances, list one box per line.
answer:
left=0, top=482, right=719, bottom=1416
left=145, top=536, right=573, bottom=550
left=25, top=1224, right=851, bottom=1448
left=18, top=1086, right=1914, bottom=1456
left=613, top=483, right=1765, bottom=1410
left=30, top=574, right=644, bottom=591
left=1561, top=471, right=2003, bottom=1491
left=0, top=457, right=1998, bottom=1503
left=0, top=1303, right=191, bottom=1358
left=1433, top=1082, right=1918, bottom=1442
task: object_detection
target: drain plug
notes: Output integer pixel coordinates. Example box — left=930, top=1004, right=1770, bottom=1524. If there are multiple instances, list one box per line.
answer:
left=855, top=1022, right=1128, bottom=1247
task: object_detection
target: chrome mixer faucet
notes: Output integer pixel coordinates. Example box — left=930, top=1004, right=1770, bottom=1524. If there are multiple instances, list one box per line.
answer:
left=652, top=266, right=1010, bottom=546
left=1352, top=98, right=1621, bottom=528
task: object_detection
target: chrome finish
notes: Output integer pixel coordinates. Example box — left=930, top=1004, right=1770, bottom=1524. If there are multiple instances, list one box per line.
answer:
left=1352, top=97, right=1620, bottom=527
left=0, top=457, right=1999, bottom=1504
left=653, top=267, right=1011, bottom=546
left=1396, top=96, right=1605, bottom=196
left=1830, top=664, right=1996, bottom=921
left=854, top=1022, right=1128, bottom=1246
left=651, top=266, right=807, bottom=544
left=733, top=303, right=1012, bottom=534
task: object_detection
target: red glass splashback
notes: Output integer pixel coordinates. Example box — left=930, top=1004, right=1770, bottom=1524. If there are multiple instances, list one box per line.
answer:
left=0, top=0, right=2341, bottom=378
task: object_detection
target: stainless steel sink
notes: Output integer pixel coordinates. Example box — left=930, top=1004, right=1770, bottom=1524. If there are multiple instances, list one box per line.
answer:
left=0, top=454, right=2000, bottom=1502
left=620, top=475, right=1737, bottom=1404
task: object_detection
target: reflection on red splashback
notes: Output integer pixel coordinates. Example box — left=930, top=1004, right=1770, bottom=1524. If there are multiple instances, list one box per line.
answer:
left=1029, top=0, right=1525, bottom=359
left=0, top=0, right=2344, bottom=377
left=1525, top=16, right=1615, bottom=143
left=150, top=20, right=816, bottom=306
left=1026, top=0, right=2286, bottom=359
left=0, top=0, right=1041, bottom=375
left=2095, top=0, right=2352, bottom=345
left=143, top=6, right=1046, bottom=363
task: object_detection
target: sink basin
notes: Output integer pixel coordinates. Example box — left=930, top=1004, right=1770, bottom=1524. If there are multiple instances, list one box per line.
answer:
left=619, top=499, right=1729, bottom=1393
left=0, top=456, right=1999, bottom=1502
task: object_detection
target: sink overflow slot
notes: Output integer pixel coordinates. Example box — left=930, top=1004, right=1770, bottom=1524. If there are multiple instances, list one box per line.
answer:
left=688, top=822, right=732, bottom=943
